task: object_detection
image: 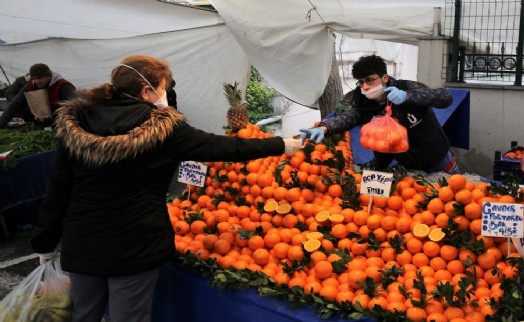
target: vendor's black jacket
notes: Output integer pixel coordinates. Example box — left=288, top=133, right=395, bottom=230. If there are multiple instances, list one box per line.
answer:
left=319, top=78, right=453, bottom=170
left=31, top=98, right=285, bottom=277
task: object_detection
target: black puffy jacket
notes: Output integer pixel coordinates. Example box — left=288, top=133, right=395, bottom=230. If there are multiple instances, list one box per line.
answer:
left=31, top=98, right=284, bottom=276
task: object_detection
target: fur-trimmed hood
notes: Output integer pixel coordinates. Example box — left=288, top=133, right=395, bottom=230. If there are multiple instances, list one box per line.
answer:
left=55, top=98, right=185, bottom=167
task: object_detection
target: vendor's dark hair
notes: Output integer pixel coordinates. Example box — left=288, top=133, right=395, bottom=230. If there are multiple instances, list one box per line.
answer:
left=86, top=55, right=172, bottom=102
left=352, top=55, right=387, bottom=79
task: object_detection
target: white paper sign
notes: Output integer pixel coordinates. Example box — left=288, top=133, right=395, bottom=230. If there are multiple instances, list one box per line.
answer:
left=512, top=237, right=524, bottom=256
left=177, top=161, right=208, bottom=187
left=359, top=170, right=394, bottom=198
left=481, top=202, right=524, bottom=238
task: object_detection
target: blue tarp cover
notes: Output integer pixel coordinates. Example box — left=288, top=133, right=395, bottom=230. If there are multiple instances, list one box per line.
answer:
left=0, top=150, right=55, bottom=212
left=152, top=262, right=376, bottom=322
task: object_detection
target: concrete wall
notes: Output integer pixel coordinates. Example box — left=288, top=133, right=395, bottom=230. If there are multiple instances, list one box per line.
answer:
left=418, top=36, right=524, bottom=179
left=446, top=84, right=524, bottom=179
left=417, top=37, right=449, bottom=88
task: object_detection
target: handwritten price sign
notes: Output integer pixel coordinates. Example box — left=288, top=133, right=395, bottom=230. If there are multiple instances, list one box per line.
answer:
left=481, top=202, right=524, bottom=238
left=177, top=161, right=208, bottom=187
left=360, top=170, right=394, bottom=198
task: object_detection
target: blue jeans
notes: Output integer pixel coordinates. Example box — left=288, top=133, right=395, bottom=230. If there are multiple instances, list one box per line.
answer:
left=426, top=151, right=460, bottom=174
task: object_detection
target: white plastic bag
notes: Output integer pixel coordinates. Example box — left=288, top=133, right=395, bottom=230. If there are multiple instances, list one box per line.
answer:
left=0, top=258, right=72, bottom=322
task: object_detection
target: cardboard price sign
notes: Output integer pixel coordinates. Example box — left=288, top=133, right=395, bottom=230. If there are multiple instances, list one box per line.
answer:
left=360, top=170, right=394, bottom=198
left=177, top=161, right=208, bottom=187
left=481, top=202, right=524, bottom=238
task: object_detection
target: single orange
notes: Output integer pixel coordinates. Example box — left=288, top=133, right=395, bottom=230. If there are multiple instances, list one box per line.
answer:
left=413, top=223, right=430, bottom=239
left=306, top=231, right=324, bottom=240
left=263, top=200, right=278, bottom=213
left=448, top=174, right=467, bottom=191
left=428, top=228, right=445, bottom=242
left=303, top=238, right=322, bottom=252
left=315, top=210, right=331, bottom=223
left=328, top=213, right=345, bottom=224
left=276, top=203, right=292, bottom=214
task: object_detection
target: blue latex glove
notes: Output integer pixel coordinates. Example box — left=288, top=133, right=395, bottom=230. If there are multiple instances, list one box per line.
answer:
left=299, top=127, right=325, bottom=144
left=384, top=87, right=407, bottom=105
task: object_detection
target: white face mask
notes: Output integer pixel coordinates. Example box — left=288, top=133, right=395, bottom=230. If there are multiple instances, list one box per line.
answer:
left=155, top=91, right=169, bottom=108
left=361, top=83, right=385, bottom=100
left=119, top=63, right=167, bottom=107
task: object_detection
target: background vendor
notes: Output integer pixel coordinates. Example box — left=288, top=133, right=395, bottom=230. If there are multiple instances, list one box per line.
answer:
left=0, top=63, right=76, bottom=128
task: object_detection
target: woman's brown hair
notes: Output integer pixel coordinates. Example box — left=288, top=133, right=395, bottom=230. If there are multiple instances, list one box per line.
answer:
left=85, top=55, right=172, bottom=102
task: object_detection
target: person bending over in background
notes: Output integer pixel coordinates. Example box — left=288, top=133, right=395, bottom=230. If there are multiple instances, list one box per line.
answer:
left=5, top=73, right=30, bottom=101
left=0, top=63, right=75, bottom=128
left=30, top=54, right=301, bottom=322
left=300, top=54, right=459, bottom=174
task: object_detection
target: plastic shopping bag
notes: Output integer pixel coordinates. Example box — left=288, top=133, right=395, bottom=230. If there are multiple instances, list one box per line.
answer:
left=360, top=103, right=409, bottom=153
left=0, top=258, right=72, bottom=322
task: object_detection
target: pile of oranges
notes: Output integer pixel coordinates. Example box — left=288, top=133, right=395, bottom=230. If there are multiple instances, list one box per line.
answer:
left=168, top=124, right=522, bottom=322
left=503, top=147, right=524, bottom=160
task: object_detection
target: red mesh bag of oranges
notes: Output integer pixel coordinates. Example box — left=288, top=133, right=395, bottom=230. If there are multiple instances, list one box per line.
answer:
left=360, top=103, right=408, bottom=153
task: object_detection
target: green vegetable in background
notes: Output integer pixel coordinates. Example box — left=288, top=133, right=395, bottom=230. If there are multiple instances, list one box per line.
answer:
left=0, top=125, right=57, bottom=170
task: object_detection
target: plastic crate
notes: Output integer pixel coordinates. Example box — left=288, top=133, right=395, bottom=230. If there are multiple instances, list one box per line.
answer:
left=493, top=141, right=524, bottom=183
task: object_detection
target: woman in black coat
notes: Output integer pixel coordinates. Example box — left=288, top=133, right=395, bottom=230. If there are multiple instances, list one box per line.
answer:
left=31, top=54, right=300, bottom=322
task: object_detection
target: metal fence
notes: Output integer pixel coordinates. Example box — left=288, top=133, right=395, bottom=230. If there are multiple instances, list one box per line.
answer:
left=444, top=0, right=524, bottom=85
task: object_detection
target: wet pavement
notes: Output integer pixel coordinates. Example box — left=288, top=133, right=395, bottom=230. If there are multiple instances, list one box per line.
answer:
left=0, top=208, right=112, bottom=321
left=0, top=213, right=40, bottom=300
left=0, top=178, right=184, bottom=320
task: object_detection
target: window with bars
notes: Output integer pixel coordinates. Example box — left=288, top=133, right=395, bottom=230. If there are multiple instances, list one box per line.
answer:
left=443, top=0, right=523, bottom=85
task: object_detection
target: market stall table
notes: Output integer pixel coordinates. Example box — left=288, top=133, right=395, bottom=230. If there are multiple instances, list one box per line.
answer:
left=152, top=262, right=376, bottom=322
left=0, top=150, right=55, bottom=213
left=0, top=150, right=55, bottom=236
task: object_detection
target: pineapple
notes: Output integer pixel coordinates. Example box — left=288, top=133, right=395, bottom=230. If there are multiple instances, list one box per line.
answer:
left=224, top=82, right=249, bottom=131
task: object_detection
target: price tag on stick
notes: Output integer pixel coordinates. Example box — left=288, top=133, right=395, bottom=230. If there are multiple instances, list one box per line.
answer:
left=360, top=170, right=394, bottom=212
left=177, top=160, right=208, bottom=199
left=177, top=161, right=208, bottom=187
left=178, top=161, right=208, bottom=201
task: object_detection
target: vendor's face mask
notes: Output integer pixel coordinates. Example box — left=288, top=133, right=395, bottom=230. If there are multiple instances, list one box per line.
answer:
left=360, top=82, right=385, bottom=100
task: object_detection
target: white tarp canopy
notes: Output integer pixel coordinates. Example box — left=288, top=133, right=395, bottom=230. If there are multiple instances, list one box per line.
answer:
left=0, top=0, right=223, bottom=44
left=1, top=0, right=450, bottom=133
left=0, top=0, right=251, bottom=134
left=210, top=0, right=446, bottom=106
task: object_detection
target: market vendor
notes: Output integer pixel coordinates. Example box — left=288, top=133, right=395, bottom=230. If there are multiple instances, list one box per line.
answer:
left=0, top=63, right=76, bottom=128
left=300, top=54, right=460, bottom=174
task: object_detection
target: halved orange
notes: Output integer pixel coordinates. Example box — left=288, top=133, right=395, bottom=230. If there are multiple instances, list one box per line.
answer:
left=328, top=214, right=344, bottom=224
left=413, top=223, right=430, bottom=239
left=303, top=239, right=322, bottom=252
left=263, top=200, right=278, bottom=213
left=315, top=210, right=330, bottom=223
left=306, top=231, right=324, bottom=240
left=276, top=203, right=292, bottom=214
left=428, top=228, right=445, bottom=242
